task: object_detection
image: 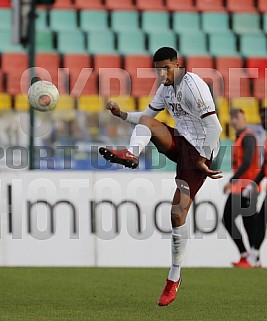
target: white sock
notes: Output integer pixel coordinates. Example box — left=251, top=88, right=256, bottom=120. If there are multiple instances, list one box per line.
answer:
left=168, top=223, right=188, bottom=282
left=240, top=252, right=248, bottom=259
left=247, top=247, right=260, bottom=265
left=128, top=124, right=151, bottom=157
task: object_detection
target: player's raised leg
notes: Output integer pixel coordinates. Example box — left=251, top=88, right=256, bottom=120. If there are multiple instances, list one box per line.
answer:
left=99, top=114, right=174, bottom=169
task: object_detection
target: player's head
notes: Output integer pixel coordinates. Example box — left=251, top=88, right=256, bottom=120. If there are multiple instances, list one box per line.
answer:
left=230, top=108, right=246, bottom=131
left=153, top=47, right=179, bottom=86
left=260, top=109, right=267, bottom=130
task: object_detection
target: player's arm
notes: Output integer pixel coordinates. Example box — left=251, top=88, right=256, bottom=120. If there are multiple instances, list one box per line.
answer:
left=186, top=74, right=222, bottom=178
left=106, top=85, right=165, bottom=124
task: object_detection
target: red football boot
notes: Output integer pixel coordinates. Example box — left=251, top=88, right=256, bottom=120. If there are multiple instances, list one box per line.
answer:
left=158, top=278, right=182, bottom=306
left=232, top=257, right=253, bottom=268
left=99, top=147, right=139, bottom=169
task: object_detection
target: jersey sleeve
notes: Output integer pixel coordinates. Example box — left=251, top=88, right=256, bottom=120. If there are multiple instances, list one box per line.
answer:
left=184, top=73, right=216, bottom=119
left=148, top=84, right=166, bottom=112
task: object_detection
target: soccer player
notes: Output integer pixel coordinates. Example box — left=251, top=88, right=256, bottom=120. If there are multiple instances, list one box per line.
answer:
left=242, top=109, right=267, bottom=266
left=222, top=109, right=261, bottom=267
left=99, top=47, right=222, bottom=306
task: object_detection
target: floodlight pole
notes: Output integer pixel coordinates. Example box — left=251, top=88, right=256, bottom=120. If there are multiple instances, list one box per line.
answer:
left=28, top=0, right=37, bottom=170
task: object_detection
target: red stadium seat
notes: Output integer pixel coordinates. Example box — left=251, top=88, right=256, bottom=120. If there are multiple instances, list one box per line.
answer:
left=166, top=0, right=195, bottom=11
left=196, top=0, right=225, bottom=12
left=1, top=53, right=28, bottom=74
left=124, top=55, right=152, bottom=75
left=226, top=0, right=256, bottom=12
left=130, top=70, right=158, bottom=97
left=136, top=0, right=166, bottom=11
left=70, top=70, right=98, bottom=96
left=52, top=0, right=74, bottom=9
left=186, top=56, right=214, bottom=72
left=215, top=56, right=243, bottom=76
left=105, top=0, right=135, bottom=10
left=258, top=0, right=267, bottom=13
left=253, top=78, right=266, bottom=100
left=75, top=0, right=104, bottom=9
left=99, top=68, right=129, bottom=97
left=0, top=0, right=10, bottom=7
left=63, top=54, right=92, bottom=72
left=94, top=55, right=122, bottom=72
left=0, top=71, right=3, bottom=92
left=246, top=57, right=267, bottom=79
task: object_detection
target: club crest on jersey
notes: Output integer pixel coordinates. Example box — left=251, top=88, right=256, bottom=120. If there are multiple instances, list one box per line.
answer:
left=177, top=91, right=182, bottom=102
left=169, top=103, right=187, bottom=117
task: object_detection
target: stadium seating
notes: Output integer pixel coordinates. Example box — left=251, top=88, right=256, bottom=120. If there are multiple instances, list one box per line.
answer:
left=14, top=94, right=29, bottom=111
left=0, top=0, right=10, bottom=7
left=209, top=33, right=238, bottom=56
left=0, top=93, right=11, bottom=110
left=36, top=30, right=54, bottom=52
left=0, top=31, right=25, bottom=53
left=87, top=30, right=116, bottom=54
left=240, top=34, right=267, bottom=57
left=166, top=0, right=195, bottom=11
left=130, top=70, right=158, bottom=97
left=142, top=11, right=170, bottom=32
left=98, top=68, right=129, bottom=97
left=246, top=57, right=267, bottom=78
left=55, top=95, right=75, bottom=110
left=52, top=0, right=74, bottom=9
left=196, top=0, right=225, bottom=12
left=108, top=96, right=136, bottom=111
left=50, top=9, right=77, bottom=31
left=186, top=56, right=214, bottom=72
left=78, top=95, right=104, bottom=112
left=117, top=31, right=147, bottom=55
left=258, top=0, right=267, bottom=13
left=124, top=55, right=152, bottom=75
left=173, top=12, right=200, bottom=33
left=57, top=30, right=85, bottom=54
left=215, top=56, right=243, bottom=76
left=179, top=32, right=208, bottom=56
left=202, top=13, right=230, bottom=34
left=232, top=13, right=260, bottom=34
left=70, top=70, right=98, bottom=96
left=94, top=55, right=122, bottom=71
left=253, top=78, right=266, bottom=100
left=136, top=0, right=166, bottom=11
left=75, top=0, right=104, bottom=9
left=36, top=10, right=47, bottom=30
left=1, top=53, right=28, bottom=74
left=0, top=9, right=11, bottom=29
left=263, top=14, right=267, bottom=33
left=111, top=11, right=139, bottom=32
left=148, top=32, right=176, bottom=54
left=231, top=97, right=260, bottom=123
left=227, top=0, right=256, bottom=12
left=80, top=10, right=108, bottom=32
left=106, top=0, right=135, bottom=10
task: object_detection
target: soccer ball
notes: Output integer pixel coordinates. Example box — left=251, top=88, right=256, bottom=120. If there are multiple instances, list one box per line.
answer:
left=28, top=80, right=59, bottom=112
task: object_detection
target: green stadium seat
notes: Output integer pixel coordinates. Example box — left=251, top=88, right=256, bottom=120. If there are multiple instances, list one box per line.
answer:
left=179, top=32, right=208, bottom=56
left=58, top=30, right=86, bottom=54
left=50, top=9, right=77, bottom=31
left=117, top=31, right=147, bottom=55
left=232, top=13, right=260, bottom=34
left=111, top=11, right=139, bottom=32
left=80, top=10, right=108, bottom=32
left=263, top=14, right=267, bottom=33
left=202, top=13, right=230, bottom=34
left=87, top=30, right=116, bottom=54
left=209, top=33, right=238, bottom=56
left=142, top=11, right=170, bottom=33
left=0, top=9, right=11, bottom=30
left=0, top=31, right=25, bottom=52
left=36, top=9, right=47, bottom=30
left=148, top=31, right=176, bottom=54
left=173, top=12, right=200, bottom=34
left=240, top=34, right=267, bottom=57
left=36, top=30, right=54, bottom=52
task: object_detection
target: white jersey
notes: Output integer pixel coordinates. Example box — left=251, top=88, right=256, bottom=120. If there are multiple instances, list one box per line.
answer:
left=149, top=71, right=220, bottom=158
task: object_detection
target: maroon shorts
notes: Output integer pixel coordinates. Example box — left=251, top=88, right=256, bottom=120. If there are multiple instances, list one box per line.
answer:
left=160, top=125, right=212, bottom=200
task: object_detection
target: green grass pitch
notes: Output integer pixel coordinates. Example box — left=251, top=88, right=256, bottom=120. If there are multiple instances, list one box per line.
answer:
left=0, top=267, right=266, bottom=321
